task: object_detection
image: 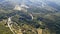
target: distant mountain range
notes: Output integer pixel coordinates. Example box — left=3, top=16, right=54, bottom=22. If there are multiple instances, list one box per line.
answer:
left=0, top=0, right=60, bottom=13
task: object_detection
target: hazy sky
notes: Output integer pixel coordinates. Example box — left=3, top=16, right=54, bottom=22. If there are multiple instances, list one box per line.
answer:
left=5, top=0, right=60, bottom=4
left=5, top=0, right=60, bottom=3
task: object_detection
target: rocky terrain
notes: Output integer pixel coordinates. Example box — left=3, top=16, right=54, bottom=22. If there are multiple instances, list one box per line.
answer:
left=0, top=0, right=60, bottom=34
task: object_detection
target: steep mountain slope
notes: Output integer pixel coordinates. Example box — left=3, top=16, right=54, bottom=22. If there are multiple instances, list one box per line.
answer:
left=0, top=0, right=60, bottom=34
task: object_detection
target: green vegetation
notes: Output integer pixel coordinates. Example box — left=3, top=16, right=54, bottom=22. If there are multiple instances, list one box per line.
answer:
left=0, top=21, right=13, bottom=34
left=0, top=3, right=60, bottom=34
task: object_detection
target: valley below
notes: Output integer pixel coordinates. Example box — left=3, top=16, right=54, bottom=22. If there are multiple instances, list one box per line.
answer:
left=0, top=0, right=60, bottom=34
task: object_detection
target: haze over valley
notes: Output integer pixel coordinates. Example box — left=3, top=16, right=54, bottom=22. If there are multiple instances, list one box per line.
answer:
left=0, top=0, right=60, bottom=34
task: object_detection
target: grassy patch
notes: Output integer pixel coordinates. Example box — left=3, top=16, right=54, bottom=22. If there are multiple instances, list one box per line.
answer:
left=0, top=21, right=13, bottom=34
